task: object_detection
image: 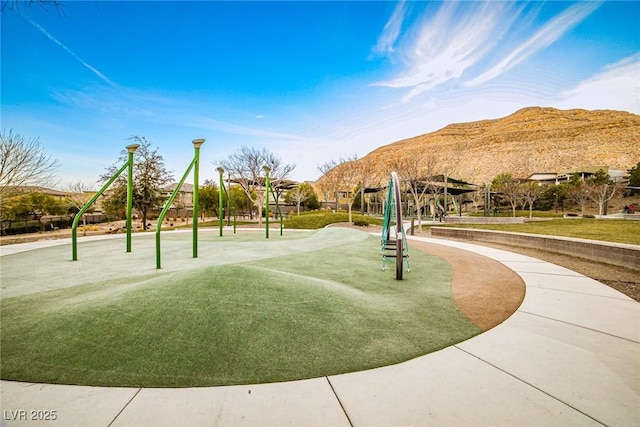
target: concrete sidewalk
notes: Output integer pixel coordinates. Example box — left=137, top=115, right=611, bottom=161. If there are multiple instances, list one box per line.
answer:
left=1, top=235, right=638, bottom=426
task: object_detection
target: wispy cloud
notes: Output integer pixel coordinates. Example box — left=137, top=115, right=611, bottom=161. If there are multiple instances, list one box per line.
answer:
left=370, top=1, right=406, bottom=57
left=373, top=2, right=515, bottom=103
left=465, top=1, right=603, bottom=87
left=23, top=15, right=116, bottom=87
left=557, top=53, right=640, bottom=113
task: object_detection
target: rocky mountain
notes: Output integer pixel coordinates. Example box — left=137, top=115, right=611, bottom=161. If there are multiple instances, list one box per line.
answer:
left=354, top=107, right=640, bottom=185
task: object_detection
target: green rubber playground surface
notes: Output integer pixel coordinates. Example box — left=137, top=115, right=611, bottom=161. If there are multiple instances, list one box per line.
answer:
left=0, top=228, right=480, bottom=387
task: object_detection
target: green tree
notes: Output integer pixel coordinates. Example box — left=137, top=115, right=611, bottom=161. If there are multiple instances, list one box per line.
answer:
left=629, top=162, right=640, bottom=187
left=199, top=179, right=219, bottom=219
left=304, top=189, right=320, bottom=210
left=99, top=136, right=173, bottom=230
left=2, top=191, right=66, bottom=232
left=540, top=183, right=568, bottom=212
left=229, top=185, right=251, bottom=217
left=492, top=173, right=521, bottom=217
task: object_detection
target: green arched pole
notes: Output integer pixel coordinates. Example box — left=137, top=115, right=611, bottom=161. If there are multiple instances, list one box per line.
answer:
left=125, top=144, right=137, bottom=253
left=72, top=143, right=139, bottom=261
left=155, top=139, right=204, bottom=269
left=192, top=139, right=203, bottom=258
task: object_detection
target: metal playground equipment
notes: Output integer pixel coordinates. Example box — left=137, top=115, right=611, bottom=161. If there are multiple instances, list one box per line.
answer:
left=381, top=172, right=410, bottom=280
left=155, top=139, right=205, bottom=269
left=434, top=192, right=459, bottom=218
left=215, top=167, right=237, bottom=236
left=72, top=143, right=139, bottom=261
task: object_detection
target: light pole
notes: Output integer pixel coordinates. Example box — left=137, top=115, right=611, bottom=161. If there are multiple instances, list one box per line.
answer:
left=263, top=165, right=271, bottom=239
left=192, top=139, right=204, bottom=258
left=216, top=166, right=225, bottom=237
left=125, top=143, right=140, bottom=253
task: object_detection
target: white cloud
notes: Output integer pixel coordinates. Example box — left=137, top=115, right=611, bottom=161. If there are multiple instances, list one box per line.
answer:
left=466, top=1, right=603, bottom=87
left=373, top=2, right=515, bottom=102
left=370, top=1, right=406, bottom=57
left=557, top=54, right=640, bottom=113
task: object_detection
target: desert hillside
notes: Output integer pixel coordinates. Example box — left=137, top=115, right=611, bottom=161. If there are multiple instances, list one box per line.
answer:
left=354, top=107, right=640, bottom=185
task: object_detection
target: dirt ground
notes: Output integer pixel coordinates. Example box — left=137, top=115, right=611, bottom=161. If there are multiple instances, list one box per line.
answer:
left=409, top=240, right=526, bottom=331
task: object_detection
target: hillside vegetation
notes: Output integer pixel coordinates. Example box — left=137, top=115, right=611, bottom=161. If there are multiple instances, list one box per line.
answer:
left=356, top=107, right=640, bottom=184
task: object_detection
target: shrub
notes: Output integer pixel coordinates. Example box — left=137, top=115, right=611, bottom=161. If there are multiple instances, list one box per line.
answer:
left=353, top=218, right=369, bottom=227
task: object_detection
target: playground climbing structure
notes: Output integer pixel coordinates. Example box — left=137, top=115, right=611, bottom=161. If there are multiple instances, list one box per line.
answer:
left=381, top=172, right=410, bottom=280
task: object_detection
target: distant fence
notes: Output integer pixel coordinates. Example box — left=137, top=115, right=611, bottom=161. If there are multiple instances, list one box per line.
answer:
left=1, top=214, right=118, bottom=236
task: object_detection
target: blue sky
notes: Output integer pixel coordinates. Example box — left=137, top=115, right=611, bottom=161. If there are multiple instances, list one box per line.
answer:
left=2, top=1, right=639, bottom=188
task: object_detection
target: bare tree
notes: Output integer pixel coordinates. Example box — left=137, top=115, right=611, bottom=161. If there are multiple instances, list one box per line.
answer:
left=0, top=129, right=59, bottom=202
left=520, top=181, right=544, bottom=219
left=1, top=0, right=64, bottom=13
left=390, top=152, right=437, bottom=233
left=262, top=150, right=295, bottom=218
left=65, top=180, right=94, bottom=236
left=333, top=154, right=362, bottom=225
left=586, top=169, right=621, bottom=216
left=287, top=182, right=313, bottom=215
left=464, top=190, right=484, bottom=214
left=567, top=180, right=591, bottom=216
left=219, top=146, right=294, bottom=226
left=317, top=159, right=339, bottom=211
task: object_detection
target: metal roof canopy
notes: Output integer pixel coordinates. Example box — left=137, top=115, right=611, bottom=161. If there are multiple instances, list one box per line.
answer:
left=363, top=175, right=482, bottom=196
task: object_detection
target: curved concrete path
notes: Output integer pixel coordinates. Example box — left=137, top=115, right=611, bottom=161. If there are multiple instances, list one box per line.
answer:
left=1, top=234, right=639, bottom=426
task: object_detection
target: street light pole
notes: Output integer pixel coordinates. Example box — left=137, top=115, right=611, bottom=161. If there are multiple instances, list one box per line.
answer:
left=263, top=165, right=271, bottom=239
left=192, top=139, right=205, bottom=258
left=126, top=143, right=140, bottom=253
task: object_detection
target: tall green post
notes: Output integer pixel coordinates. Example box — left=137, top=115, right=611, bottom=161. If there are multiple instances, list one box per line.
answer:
left=72, top=143, right=138, bottom=261
left=192, top=139, right=204, bottom=258
left=216, top=167, right=225, bottom=237
left=125, top=144, right=138, bottom=253
left=263, top=165, right=271, bottom=239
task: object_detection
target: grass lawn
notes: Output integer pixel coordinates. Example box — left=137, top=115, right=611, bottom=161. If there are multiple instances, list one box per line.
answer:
left=284, top=211, right=384, bottom=229
left=0, top=229, right=478, bottom=387
left=430, top=218, right=640, bottom=245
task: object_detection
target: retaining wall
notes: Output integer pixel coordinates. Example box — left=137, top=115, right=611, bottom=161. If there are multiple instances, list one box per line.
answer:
left=430, top=227, right=640, bottom=271
left=443, top=216, right=525, bottom=224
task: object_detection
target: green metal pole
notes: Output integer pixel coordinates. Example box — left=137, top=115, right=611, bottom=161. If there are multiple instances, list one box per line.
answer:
left=263, top=166, right=271, bottom=239
left=72, top=144, right=138, bottom=261
left=192, top=139, right=204, bottom=258
left=156, top=156, right=197, bottom=269
left=126, top=144, right=138, bottom=253
left=217, top=167, right=224, bottom=237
